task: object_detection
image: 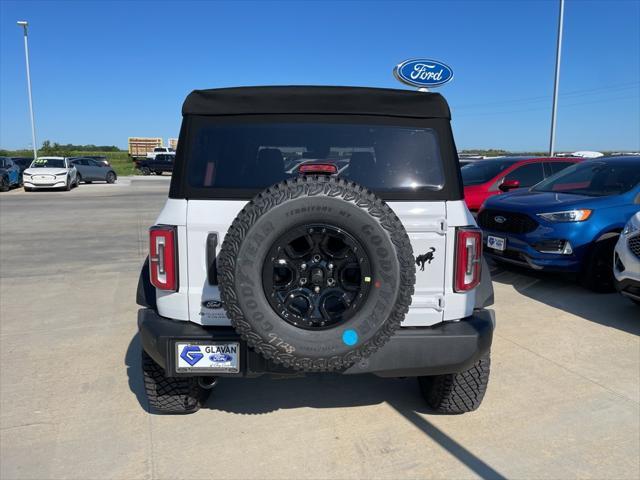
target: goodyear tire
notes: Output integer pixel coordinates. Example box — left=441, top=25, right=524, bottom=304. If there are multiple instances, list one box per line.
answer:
left=142, top=351, right=210, bottom=414
left=418, top=352, right=491, bottom=414
left=218, top=176, right=415, bottom=372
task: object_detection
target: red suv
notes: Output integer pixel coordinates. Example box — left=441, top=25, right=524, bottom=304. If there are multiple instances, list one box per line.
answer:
left=461, top=157, right=582, bottom=212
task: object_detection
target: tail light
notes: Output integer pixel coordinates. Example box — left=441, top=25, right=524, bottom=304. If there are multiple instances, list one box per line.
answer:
left=454, top=227, right=482, bottom=292
left=149, top=225, right=178, bottom=291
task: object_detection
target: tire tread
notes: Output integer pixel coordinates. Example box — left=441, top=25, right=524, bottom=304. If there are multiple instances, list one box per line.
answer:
left=419, top=352, right=491, bottom=414
left=142, top=351, right=206, bottom=414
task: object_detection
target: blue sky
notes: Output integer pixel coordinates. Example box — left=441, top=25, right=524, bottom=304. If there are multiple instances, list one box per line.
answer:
left=1, top=0, right=639, bottom=152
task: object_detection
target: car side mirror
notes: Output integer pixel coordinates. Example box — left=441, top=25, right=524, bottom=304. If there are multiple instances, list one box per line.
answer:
left=499, top=179, right=520, bottom=192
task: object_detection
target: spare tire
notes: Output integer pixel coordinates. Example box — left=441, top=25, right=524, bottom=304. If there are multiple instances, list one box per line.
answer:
left=218, top=176, right=415, bottom=372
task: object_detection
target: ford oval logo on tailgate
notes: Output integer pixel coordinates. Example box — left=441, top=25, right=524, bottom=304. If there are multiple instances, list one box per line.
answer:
left=393, top=59, right=454, bottom=88
left=202, top=300, right=223, bottom=309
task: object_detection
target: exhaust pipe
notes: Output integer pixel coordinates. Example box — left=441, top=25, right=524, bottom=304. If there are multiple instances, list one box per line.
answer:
left=198, top=376, right=218, bottom=389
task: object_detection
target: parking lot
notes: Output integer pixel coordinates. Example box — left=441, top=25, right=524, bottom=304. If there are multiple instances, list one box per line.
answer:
left=0, top=178, right=638, bottom=480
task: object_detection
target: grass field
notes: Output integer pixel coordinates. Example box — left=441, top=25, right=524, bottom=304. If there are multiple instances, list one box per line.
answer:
left=0, top=150, right=137, bottom=177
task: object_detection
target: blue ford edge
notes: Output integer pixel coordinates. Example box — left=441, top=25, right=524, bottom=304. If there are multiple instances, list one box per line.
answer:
left=477, top=156, right=640, bottom=291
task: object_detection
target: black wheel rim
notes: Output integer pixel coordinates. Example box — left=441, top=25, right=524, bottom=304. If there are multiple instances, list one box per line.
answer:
left=262, top=224, right=372, bottom=330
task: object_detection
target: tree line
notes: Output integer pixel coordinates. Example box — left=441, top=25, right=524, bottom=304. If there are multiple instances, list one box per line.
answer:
left=39, top=140, right=122, bottom=153
left=0, top=140, right=124, bottom=157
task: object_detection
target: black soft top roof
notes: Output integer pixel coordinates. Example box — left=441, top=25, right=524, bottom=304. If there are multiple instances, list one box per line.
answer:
left=182, top=86, right=451, bottom=119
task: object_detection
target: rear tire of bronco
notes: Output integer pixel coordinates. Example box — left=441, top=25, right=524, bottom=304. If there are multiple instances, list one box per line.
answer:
left=141, top=351, right=210, bottom=414
left=418, top=352, right=491, bottom=414
left=580, top=236, right=618, bottom=293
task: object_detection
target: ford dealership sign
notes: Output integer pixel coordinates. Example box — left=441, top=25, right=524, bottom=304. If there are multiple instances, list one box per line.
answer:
left=393, top=59, right=454, bottom=88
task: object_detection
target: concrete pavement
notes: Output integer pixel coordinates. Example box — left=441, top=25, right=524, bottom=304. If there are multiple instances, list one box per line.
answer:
left=1, top=179, right=638, bottom=479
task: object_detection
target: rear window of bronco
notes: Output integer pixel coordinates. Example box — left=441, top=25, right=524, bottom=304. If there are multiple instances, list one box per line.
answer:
left=181, top=116, right=450, bottom=198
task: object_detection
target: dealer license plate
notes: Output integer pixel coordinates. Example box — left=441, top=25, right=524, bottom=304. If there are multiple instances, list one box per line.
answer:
left=487, top=235, right=506, bottom=252
left=175, top=342, right=240, bottom=373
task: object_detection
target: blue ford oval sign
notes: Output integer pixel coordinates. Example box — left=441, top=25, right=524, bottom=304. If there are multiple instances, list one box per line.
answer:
left=393, top=59, right=454, bottom=88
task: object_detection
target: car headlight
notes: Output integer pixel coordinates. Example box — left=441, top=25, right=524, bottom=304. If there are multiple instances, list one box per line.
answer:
left=623, top=221, right=639, bottom=236
left=537, top=209, right=592, bottom=222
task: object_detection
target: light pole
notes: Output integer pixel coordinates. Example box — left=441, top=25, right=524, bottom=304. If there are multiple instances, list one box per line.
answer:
left=17, top=20, right=38, bottom=160
left=549, top=0, right=565, bottom=156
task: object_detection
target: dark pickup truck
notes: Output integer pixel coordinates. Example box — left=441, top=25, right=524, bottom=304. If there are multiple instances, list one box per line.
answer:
left=135, top=153, right=175, bottom=176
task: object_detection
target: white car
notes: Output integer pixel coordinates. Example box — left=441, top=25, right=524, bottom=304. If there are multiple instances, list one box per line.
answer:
left=23, top=157, right=79, bottom=191
left=146, top=147, right=176, bottom=160
left=614, top=212, right=640, bottom=305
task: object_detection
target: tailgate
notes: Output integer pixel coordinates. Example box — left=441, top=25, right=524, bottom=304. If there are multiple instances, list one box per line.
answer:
left=186, top=199, right=446, bottom=327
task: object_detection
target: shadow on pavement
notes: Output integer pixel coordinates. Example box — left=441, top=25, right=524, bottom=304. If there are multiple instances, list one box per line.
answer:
left=489, top=262, right=640, bottom=336
left=125, top=333, right=151, bottom=413
left=390, top=406, right=507, bottom=480
left=212, top=375, right=507, bottom=478
left=125, top=333, right=506, bottom=479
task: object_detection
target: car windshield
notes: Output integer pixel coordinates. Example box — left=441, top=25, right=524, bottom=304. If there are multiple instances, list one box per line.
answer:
left=187, top=120, right=445, bottom=192
left=461, top=159, right=522, bottom=186
left=532, top=160, right=640, bottom=196
left=31, top=159, right=65, bottom=169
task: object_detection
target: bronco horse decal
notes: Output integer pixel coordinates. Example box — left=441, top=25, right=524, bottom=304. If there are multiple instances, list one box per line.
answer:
left=415, top=247, right=436, bottom=271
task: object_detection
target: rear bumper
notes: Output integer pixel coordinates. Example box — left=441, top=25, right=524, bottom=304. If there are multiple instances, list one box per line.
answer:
left=138, top=308, right=495, bottom=378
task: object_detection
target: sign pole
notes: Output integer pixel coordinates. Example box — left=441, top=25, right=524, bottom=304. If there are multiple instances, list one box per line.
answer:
left=17, top=21, right=38, bottom=160
left=549, top=0, right=565, bottom=156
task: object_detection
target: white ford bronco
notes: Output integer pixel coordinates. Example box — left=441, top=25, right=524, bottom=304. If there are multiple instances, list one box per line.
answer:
left=137, top=86, right=495, bottom=414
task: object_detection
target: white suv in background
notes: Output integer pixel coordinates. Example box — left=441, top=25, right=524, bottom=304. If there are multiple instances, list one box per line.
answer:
left=614, top=212, right=640, bottom=305
left=23, top=157, right=79, bottom=191
left=146, top=147, right=176, bottom=160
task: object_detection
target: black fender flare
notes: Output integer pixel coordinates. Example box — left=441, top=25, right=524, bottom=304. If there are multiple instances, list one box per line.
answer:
left=136, top=256, right=157, bottom=310
left=474, top=256, right=494, bottom=309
